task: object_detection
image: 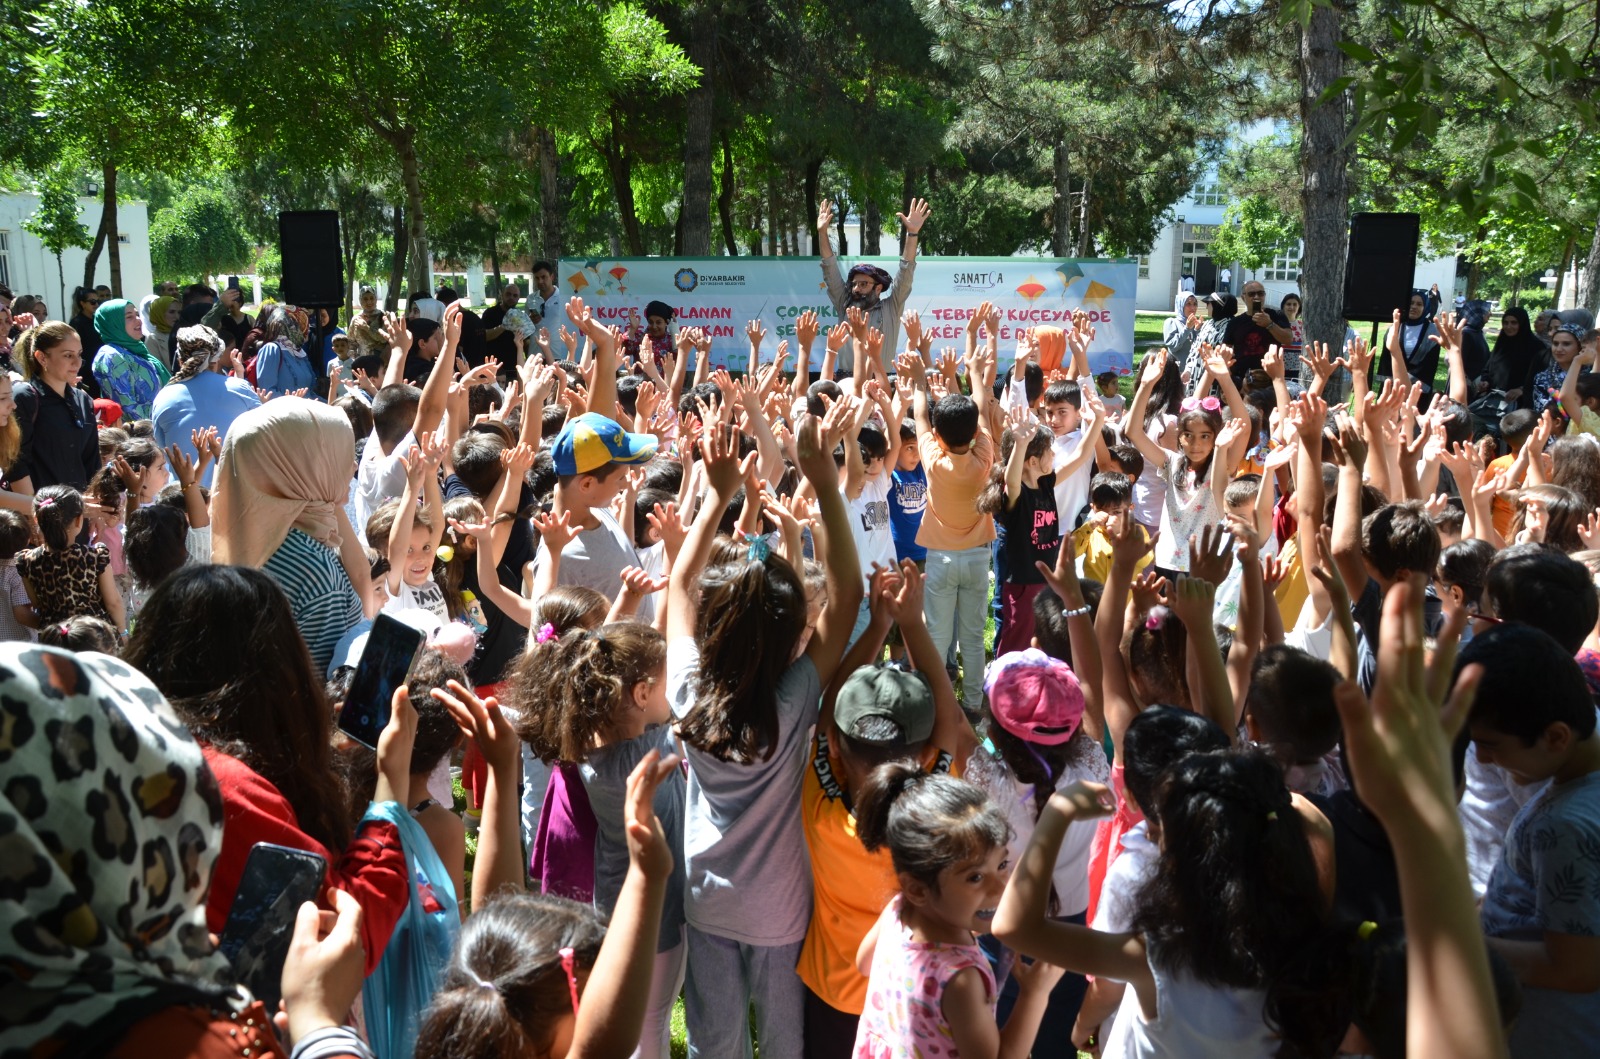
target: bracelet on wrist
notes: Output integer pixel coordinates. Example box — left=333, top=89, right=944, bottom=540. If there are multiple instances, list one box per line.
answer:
left=1063, top=604, right=1092, bottom=619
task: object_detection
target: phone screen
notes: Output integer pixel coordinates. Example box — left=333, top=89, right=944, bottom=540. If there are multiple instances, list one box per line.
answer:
left=218, top=843, right=327, bottom=1011
left=336, top=613, right=425, bottom=749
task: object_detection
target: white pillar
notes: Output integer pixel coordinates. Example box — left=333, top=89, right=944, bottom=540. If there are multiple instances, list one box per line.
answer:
left=467, top=263, right=486, bottom=307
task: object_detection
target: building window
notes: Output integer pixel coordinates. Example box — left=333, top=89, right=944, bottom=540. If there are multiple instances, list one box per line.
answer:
left=1137, top=254, right=1151, bottom=279
left=1191, top=183, right=1227, bottom=207
left=1261, top=247, right=1301, bottom=283
left=118, top=233, right=132, bottom=244
left=1181, top=240, right=1209, bottom=277
left=0, top=231, right=9, bottom=288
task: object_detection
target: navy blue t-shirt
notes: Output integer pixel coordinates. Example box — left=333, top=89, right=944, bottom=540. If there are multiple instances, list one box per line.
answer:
left=889, top=465, right=928, bottom=563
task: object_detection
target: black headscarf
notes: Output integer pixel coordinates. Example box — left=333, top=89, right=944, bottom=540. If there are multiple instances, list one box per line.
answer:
left=1482, top=306, right=1541, bottom=397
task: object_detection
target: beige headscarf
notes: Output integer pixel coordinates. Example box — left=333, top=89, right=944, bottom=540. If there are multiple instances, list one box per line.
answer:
left=212, top=397, right=356, bottom=568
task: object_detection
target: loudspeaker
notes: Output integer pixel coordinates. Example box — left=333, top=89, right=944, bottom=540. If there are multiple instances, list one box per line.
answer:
left=278, top=211, right=344, bottom=308
left=1341, top=212, right=1420, bottom=322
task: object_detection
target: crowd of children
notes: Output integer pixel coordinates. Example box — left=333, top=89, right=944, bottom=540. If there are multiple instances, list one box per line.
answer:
left=4, top=283, right=1600, bottom=1059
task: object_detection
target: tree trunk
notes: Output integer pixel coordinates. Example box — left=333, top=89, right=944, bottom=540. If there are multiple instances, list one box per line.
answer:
left=764, top=172, right=777, bottom=256
left=804, top=160, right=822, bottom=255
left=600, top=113, right=643, bottom=256
left=717, top=132, right=739, bottom=256
left=104, top=163, right=122, bottom=296
left=836, top=203, right=848, bottom=257
left=536, top=126, right=565, bottom=261
left=56, top=252, right=67, bottom=323
left=1553, top=236, right=1575, bottom=309
left=680, top=2, right=716, bottom=256
left=899, top=170, right=915, bottom=255
left=396, top=133, right=431, bottom=296
left=386, top=203, right=407, bottom=311
left=1052, top=141, right=1071, bottom=257
left=863, top=198, right=881, bottom=255
left=83, top=161, right=115, bottom=290
left=1297, top=2, right=1352, bottom=383
left=1076, top=176, right=1094, bottom=256
left=1581, top=209, right=1600, bottom=315
left=490, top=239, right=502, bottom=296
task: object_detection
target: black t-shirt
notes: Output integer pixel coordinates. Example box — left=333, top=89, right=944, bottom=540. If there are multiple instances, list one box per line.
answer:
left=1002, top=472, right=1060, bottom=585
left=403, top=350, right=437, bottom=386
left=457, top=308, right=490, bottom=368
left=446, top=473, right=534, bottom=686
left=1222, top=308, right=1288, bottom=370
left=1306, top=789, right=1401, bottom=925
left=480, top=305, right=518, bottom=364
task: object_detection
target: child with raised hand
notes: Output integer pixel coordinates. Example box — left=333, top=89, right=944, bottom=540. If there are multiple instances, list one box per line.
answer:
left=19, top=485, right=124, bottom=630
left=124, top=429, right=217, bottom=619
left=384, top=428, right=450, bottom=624
left=994, top=746, right=1336, bottom=1058
left=852, top=764, right=1063, bottom=1058
left=513, top=620, right=686, bottom=1059
left=667, top=414, right=863, bottom=1059
left=1124, top=347, right=1250, bottom=577
left=420, top=676, right=679, bottom=1059
left=977, top=403, right=1068, bottom=655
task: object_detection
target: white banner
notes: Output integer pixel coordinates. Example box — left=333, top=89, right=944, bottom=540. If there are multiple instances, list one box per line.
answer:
left=556, top=256, right=1138, bottom=376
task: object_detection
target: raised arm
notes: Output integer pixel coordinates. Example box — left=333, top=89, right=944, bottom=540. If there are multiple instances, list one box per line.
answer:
left=1178, top=531, right=1238, bottom=738
left=796, top=414, right=865, bottom=685
left=1124, top=350, right=1172, bottom=470
left=568, top=297, right=619, bottom=422
left=1329, top=417, right=1374, bottom=602
left=793, top=311, right=819, bottom=399
left=665, top=423, right=751, bottom=644
left=1434, top=312, right=1471, bottom=406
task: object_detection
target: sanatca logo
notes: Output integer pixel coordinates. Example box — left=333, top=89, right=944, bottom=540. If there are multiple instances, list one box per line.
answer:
left=674, top=268, right=699, bottom=293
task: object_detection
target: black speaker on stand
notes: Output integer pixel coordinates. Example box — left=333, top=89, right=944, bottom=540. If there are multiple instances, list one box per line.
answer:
left=1341, top=212, right=1420, bottom=322
left=279, top=211, right=344, bottom=308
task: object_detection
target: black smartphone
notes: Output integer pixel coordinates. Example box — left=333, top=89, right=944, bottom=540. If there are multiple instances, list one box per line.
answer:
left=218, top=843, right=327, bottom=1011
left=336, top=613, right=426, bottom=749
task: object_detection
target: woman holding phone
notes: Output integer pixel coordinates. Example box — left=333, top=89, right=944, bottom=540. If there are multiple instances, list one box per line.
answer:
left=123, top=564, right=413, bottom=977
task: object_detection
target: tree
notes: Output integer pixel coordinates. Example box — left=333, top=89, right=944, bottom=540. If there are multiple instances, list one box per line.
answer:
left=20, top=173, right=92, bottom=314
left=149, top=184, right=251, bottom=282
left=26, top=0, right=209, bottom=295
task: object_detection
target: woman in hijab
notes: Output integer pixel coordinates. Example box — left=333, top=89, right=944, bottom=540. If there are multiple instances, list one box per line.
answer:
left=1455, top=299, right=1492, bottom=381
left=1164, top=290, right=1202, bottom=371
left=253, top=304, right=319, bottom=400
left=92, top=298, right=171, bottom=420
left=1379, top=288, right=1441, bottom=388
left=145, top=294, right=179, bottom=370
left=0, top=642, right=374, bottom=1058
left=1476, top=306, right=1542, bottom=408
left=150, top=325, right=262, bottom=488
left=211, top=396, right=370, bottom=671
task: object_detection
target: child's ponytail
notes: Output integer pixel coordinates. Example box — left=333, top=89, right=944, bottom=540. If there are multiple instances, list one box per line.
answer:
left=509, top=622, right=665, bottom=765
left=854, top=762, right=1010, bottom=892
left=415, top=892, right=605, bottom=1059
left=1132, top=748, right=1325, bottom=994
left=34, top=485, right=84, bottom=552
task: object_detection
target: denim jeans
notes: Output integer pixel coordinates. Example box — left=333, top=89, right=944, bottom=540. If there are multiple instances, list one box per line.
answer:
left=924, top=544, right=992, bottom=711
left=684, top=927, right=805, bottom=1059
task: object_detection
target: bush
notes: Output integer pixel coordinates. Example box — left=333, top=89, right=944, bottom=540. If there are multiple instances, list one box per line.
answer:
left=1508, top=288, right=1554, bottom=313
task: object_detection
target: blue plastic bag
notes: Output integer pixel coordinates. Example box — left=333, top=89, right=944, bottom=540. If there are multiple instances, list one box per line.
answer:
left=361, top=800, right=461, bottom=1059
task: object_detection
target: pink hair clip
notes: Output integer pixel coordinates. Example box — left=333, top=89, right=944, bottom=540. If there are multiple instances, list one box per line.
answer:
left=535, top=622, right=558, bottom=644
left=1144, top=612, right=1163, bottom=631
left=559, top=946, right=581, bottom=1013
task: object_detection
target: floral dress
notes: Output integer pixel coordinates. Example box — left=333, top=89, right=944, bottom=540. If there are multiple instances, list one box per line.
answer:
left=93, top=343, right=166, bottom=421
left=854, top=896, right=995, bottom=1058
left=1152, top=451, right=1223, bottom=573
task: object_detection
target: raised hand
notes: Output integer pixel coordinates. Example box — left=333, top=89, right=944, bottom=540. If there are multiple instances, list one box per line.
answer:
left=1170, top=575, right=1217, bottom=635
left=902, top=310, right=923, bottom=352
left=896, top=197, right=930, bottom=235
left=795, top=309, right=820, bottom=352
left=532, top=508, right=579, bottom=555
left=1262, top=344, right=1285, bottom=380
left=817, top=198, right=835, bottom=234
left=1187, top=523, right=1235, bottom=586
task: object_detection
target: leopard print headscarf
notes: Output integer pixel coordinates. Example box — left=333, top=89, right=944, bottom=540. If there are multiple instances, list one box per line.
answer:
left=0, top=645, right=240, bottom=1057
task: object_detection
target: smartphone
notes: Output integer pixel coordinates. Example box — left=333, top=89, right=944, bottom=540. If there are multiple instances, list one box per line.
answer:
left=218, top=843, right=327, bottom=1011
left=336, top=613, right=426, bottom=748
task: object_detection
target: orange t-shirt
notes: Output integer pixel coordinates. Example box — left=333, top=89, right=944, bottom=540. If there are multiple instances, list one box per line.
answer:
left=914, top=428, right=996, bottom=551
left=797, top=731, right=957, bottom=1015
left=1488, top=453, right=1516, bottom=542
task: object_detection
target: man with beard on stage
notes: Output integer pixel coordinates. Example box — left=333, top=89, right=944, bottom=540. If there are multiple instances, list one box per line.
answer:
left=817, top=197, right=930, bottom=376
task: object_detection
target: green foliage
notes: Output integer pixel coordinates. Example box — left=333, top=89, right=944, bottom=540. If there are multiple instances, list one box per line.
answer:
left=1208, top=196, right=1302, bottom=271
left=20, top=175, right=91, bottom=258
left=149, top=184, right=251, bottom=282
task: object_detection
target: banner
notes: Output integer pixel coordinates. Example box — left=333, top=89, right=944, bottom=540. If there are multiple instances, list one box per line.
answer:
left=555, top=256, right=1137, bottom=376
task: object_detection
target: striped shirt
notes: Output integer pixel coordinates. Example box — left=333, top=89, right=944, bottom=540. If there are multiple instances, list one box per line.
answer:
left=261, top=529, right=363, bottom=674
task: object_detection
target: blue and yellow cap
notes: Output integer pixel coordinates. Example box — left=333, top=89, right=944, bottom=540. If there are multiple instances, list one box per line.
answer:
left=552, top=412, right=658, bottom=477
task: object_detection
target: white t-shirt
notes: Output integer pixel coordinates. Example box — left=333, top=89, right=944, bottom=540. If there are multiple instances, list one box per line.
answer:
left=845, top=474, right=895, bottom=587
left=354, top=427, right=414, bottom=531
left=381, top=575, right=450, bottom=626
left=1053, top=428, right=1094, bottom=532
left=531, top=506, right=651, bottom=621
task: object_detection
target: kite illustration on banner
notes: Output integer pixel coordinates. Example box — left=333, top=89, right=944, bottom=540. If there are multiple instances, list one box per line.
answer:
left=567, top=261, right=631, bottom=296
left=1014, top=277, right=1048, bottom=301
left=1055, top=263, right=1116, bottom=309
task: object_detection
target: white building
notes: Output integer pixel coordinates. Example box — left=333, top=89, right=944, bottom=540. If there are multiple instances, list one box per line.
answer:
left=0, top=193, right=153, bottom=317
left=1133, top=122, right=1454, bottom=315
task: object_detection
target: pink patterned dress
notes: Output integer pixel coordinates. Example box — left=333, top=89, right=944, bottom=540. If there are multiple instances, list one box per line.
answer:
left=853, top=896, right=996, bottom=1058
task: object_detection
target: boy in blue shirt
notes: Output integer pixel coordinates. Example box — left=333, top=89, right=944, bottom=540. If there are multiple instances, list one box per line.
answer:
left=887, top=419, right=926, bottom=660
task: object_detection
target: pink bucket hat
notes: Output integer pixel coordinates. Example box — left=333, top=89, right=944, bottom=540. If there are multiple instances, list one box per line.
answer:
left=983, top=648, right=1085, bottom=745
